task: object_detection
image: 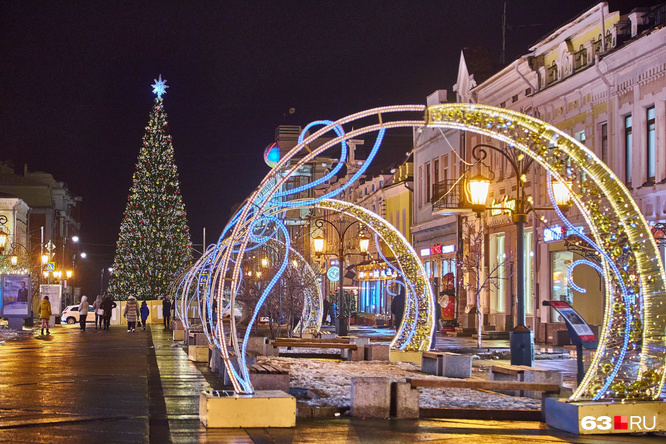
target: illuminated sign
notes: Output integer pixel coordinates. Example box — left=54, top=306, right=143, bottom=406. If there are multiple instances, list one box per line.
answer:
left=420, top=248, right=431, bottom=257
left=442, top=244, right=455, bottom=254
left=490, top=196, right=516, bottom=216
left=430, top=244, right=442, bottom=255
left=544, top=225, right=585, bottom=242
left=326, top=266, right=340, bottom=282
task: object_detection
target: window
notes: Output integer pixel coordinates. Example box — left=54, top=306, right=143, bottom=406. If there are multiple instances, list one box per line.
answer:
left=625, top=115, right=632, bottom=184
left=500, top=101, right=506, bottom=108
left=433, top=159, right=440, bottom=186
left=443, top=154, right=449, bottom=184
left=424, top=261, right=431, bottom=278
left=432, top=260, right=438, bottom=280
left=647, top=106, right=655, bottom=182
left=574, top=130, right=586, bottom=145
left=402, top=209, right=407, bottom=235
left=525, top=87, right=532, bottom=96
left=425, top=162, right=431, bottom=204
left=490, top=233, right=506, bottom=312
left=512, top=94, right=519, bottom=103
left=601, top=123, right=608, bottom=166
left=418, top=165, right=423, bottom=207
left=551, top=251, right=574, bottom=322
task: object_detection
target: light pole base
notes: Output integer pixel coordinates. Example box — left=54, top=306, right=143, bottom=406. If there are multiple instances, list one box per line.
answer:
left=335, top=318, right=348, bottom=337
left=510, top=327, right=534, bottom=366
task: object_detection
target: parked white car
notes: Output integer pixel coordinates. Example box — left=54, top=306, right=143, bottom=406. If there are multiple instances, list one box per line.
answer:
left=62, top=305, right=96, bottom=324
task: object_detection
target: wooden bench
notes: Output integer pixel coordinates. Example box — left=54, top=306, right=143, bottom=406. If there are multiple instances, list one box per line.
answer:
left=249, top=363, right=290, bottom=392
left=272, top=340, right=357, bottom=350
left=407, top=377, right=561, bottom=421
left=490, top=365, right=563, bottom=398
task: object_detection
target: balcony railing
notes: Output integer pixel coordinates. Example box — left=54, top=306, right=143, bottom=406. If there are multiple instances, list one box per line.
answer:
left=547, top=64, right=558, bottom=85
left=431, top=179, right=464, bottom=212
left=573, top=48, right=587, bottom=72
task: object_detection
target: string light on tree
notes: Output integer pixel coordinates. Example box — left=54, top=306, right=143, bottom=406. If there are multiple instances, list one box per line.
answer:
left=107, top=76, right=192, bottom=300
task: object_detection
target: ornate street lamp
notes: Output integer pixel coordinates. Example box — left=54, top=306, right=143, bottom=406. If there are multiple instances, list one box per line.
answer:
left=462, top=143, right=572, bottom=366
left=260, top=257, right=269, bottom=269
left=313, top=235, right=325, bottom=255
left=466, top=173, right=492, bottom=214
left=313, top=217, right=368, bottom=336
left=358, top=233, right=370, bottom=255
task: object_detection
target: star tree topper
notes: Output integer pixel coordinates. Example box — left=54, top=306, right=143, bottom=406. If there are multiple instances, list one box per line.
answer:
left=151, top=74, right=169, bottom=98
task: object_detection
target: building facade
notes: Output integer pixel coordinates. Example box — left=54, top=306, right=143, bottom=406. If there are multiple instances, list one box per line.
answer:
left=416, top=1, right=666, bottom=342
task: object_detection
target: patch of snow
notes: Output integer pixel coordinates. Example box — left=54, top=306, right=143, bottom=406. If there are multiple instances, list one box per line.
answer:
left=259, top=356, right=540, bottom=410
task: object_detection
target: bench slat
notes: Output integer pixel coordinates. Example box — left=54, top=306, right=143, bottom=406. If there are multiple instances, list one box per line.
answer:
left=407, top=378, right=560, bottom=393
left=273, top=341, right=357, bottom=350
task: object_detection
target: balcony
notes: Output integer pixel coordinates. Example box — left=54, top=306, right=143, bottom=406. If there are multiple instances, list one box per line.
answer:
left=547, top=64, right=558, bottom=85
left=573, top=48, right=587, bottom=72
left=431, top=179, right=468, bottom=215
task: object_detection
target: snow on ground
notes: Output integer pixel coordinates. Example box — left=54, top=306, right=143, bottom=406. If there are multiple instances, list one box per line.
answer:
left=0, top=328, right=32, bottom=343
left=259, top=356, right=540, bottom=410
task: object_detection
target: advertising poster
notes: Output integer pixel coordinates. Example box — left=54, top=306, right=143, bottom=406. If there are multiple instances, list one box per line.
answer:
left=548, top=300, right=596, bottom=342
left=1, top=275, right=31, bottom=317
left=39, top=284, right=63, bottom=316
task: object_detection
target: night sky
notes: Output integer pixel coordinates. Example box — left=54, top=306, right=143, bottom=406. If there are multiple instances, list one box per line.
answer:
left=0, top=1, right=645, bottom=294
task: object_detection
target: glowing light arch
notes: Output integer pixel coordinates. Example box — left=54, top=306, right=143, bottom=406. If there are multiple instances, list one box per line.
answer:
left=206, top=103, right=664, bottom=400
left=426, top=103, right=666, bottom=401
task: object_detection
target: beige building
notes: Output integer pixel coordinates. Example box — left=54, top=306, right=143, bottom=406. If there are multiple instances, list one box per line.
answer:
left=417, top=1, right=666, bottom=342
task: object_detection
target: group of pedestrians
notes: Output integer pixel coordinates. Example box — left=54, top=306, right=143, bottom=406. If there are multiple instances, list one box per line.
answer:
left=76, top=294, right=118, bottom=331
left=37, top=294, right=173, bottom=334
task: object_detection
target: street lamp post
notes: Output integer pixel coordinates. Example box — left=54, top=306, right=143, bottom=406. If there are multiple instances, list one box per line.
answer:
left=313, top=217, right=369, bottom=336
left=466, top=144, right=571, bottom=366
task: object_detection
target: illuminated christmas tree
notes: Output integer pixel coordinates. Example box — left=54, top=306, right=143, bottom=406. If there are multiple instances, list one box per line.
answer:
left=107, top=75, right=192, bottom=300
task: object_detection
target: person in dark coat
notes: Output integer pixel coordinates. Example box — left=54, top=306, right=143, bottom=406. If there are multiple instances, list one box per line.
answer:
left=162, top=298, right=172, bottom=330
left=140, top=301, right=150, bottom=330
left=391, top=286, right=406, bottom=330
left=101, top=295, right=117, bottom=330
left=322, top=297, right=331, bottom=325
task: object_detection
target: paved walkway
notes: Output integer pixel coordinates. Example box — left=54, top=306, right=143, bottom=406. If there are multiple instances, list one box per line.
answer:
left=0, top=324, right=663, bottom=443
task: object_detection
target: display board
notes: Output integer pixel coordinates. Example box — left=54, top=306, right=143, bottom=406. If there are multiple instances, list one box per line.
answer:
left=1, top=275, right=31, bottom=317
left=40, top=284, right=63, bottom=316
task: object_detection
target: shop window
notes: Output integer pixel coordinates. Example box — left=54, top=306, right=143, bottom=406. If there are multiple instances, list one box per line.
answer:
left=432, top=260, right=438, bottom=280
left=524, top=230, right=534, bottom=315
left=551, top=251, right=574, bottom=322
left=424, top=261, right=431, bottom=278
left=490, top=232, right=506, bottom=312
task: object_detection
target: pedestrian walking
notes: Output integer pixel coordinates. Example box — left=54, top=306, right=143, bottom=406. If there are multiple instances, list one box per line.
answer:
left=78, top=295, right=89, bottom=331
left=140, top=300, right=149, bottom=330
left=101, top=295, right=117, bottom=330
left=322, top=297, right=331, bottom=325
left=39, top=295, right=51, bottom=335
left=162, top=297, right=172, bottom=330
left=92, top=295, right=104, bottom=329
left=124, top=296, right=140, bottom=332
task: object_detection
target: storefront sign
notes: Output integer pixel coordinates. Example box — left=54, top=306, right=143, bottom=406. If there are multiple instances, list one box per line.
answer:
left=544, top=225, right=585, bottom=242
left=326, top=266, right=340, bottom=282
left=490, top=196, right=516, bottom=216
left=420, top=248, right=431, bottom=257
left=430, top=244, right=442, bottom=255
left=442, top=244, right=455, bottom=254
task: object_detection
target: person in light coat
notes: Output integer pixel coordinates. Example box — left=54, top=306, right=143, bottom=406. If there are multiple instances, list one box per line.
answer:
left=123, top=296, right=140, bottom=332
left=92, top=295, right=103, bottom=329
left=39, top=296, right=52, bottom=335
left=78, top=295, right=89, bottom=331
